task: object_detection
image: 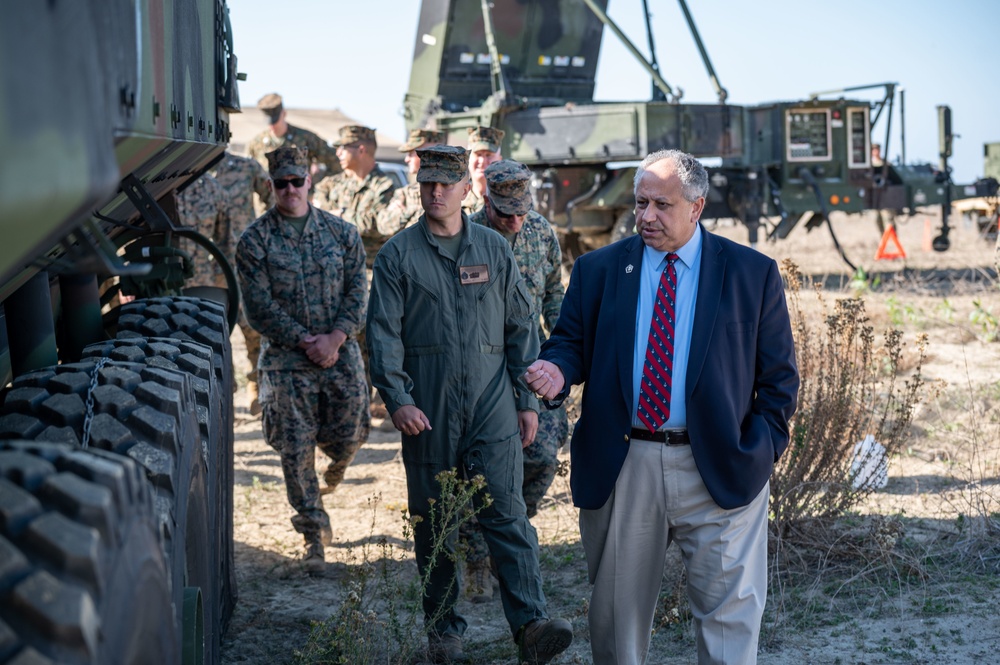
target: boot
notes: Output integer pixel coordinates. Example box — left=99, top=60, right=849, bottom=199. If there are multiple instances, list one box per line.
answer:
left=427, top=633, right=467, bottom=664
left=463, top=559, right=495, bottom=604
left=321, top=466, right=343, bottom=496
left=518, top=618, right=573, bottom=665
left=302, top=540, right=325, bottom=575
left=247, top=380, right=261, bottom=416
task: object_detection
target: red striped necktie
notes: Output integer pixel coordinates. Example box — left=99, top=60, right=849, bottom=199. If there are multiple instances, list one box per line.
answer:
left=637, top=253, right=679, bottom=432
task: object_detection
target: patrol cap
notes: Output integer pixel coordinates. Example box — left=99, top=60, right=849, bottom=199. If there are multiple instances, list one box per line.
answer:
left=335, top=125, right=377, bottom=147
left=399, top=128, right=446, bottom=152
left=416, top=145, right=469, bottom=185
left=485, top=160, right=533, bottom=215
left=467, top=125, right=505, bottom=153
left=257, top=93, right=283, bottom=123
left=266, top=146, right=309, bottom=179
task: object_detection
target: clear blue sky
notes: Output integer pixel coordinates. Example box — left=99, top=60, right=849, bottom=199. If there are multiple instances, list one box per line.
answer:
left=230, top=0, right=998, bottom=183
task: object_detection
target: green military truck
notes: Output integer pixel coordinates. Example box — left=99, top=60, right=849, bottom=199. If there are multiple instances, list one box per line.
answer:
left=404, top=0, right=997, bottom=269
left=0, top=2, right=243, bottom=663
left=953, top=142, right=1000, bottom=242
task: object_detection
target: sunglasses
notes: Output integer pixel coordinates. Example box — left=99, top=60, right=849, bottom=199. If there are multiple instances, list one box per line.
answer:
left=274, top=177, right=306, bottom=190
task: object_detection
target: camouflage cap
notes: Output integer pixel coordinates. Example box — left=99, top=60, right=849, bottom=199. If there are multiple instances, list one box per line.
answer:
left=335, top=125, right=377, bottom=147
left=416, top=145, right=469, bottom=185
left=266, top=146, right=309, bottom=179
left=257, top=93, right=284, bottom=123
left=467, top=126, right=505, bottom=153
left=399, top=128, right=446, bottom=152
left=485, top=160, right=533, bottom=215
left=257, top=93, right=283, bottom=111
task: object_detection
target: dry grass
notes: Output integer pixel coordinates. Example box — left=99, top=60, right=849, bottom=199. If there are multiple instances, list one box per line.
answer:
left=771, top=260, right=926, bottom=533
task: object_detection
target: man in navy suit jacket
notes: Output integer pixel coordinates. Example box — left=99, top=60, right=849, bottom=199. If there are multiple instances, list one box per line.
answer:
left=526, top=149, right=799, bottom=665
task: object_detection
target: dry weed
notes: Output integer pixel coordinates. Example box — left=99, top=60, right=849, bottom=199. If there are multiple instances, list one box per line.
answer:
left=772, top=260, right=926, bottom=533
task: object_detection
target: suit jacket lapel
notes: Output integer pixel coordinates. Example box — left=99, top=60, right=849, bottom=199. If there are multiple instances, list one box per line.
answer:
left=617, top=236, right=644, bottom=410
left=687, top=227, right=724, bottom=391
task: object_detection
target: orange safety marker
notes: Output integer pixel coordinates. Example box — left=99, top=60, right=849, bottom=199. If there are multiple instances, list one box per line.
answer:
left=921, top=217, right=933, bottom=252
left=875, top=224, right=907, bottom=260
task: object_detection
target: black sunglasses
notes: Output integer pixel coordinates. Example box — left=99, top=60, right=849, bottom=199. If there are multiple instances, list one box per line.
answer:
left=274, top=177, right=306, bottom=190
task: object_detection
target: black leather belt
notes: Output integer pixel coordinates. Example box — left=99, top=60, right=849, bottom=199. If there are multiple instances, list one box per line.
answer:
left=629, top=427, right=690, bottom=445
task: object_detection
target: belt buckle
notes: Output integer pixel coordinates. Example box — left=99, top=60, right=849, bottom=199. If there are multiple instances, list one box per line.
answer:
left=664, top=429, right=687, bottom=446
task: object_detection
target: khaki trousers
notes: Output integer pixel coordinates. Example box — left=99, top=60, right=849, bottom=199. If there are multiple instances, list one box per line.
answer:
left=579, top=439, right=769, bottom=665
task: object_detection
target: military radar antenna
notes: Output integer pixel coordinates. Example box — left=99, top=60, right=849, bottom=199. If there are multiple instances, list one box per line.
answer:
left=580, top=0, right=678, bottom=101
left=676, top=0, right=728, bottom=104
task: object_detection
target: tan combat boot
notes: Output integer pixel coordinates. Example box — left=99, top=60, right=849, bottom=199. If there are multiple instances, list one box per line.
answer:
left=247, top=380, right=261, bottom=416
left=427, top=633, right=467, bottom=664
left=518, top=618, right=573, bottom=665
left=302, top=540, right=325, bottom=575
left=463, top=559, right=495, bottom=604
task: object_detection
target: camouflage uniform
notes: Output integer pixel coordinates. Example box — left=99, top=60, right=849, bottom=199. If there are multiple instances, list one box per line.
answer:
left=211, top=152, right=272, bottom=382
left=376, top=182, right=423, bottom=235
left=236, top=197, right=370, bottom=544
left=212, top=152, right=273, bottom=259
left=461, top=187, right=486, bottom=216
left=247, top=124, right=340, bottom=181
left=312, top=167, right=396, bottom=255
left=175, top=172, right=228, bottom=286
left=248, top=94, right=340, bottom=204
left=462, top=162, right=568, bottom=571
left=314, top=126, right=397, bottom=402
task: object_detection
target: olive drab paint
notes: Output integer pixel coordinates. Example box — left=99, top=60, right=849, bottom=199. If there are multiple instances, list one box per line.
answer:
left=0, top=0, right=239, bottom=295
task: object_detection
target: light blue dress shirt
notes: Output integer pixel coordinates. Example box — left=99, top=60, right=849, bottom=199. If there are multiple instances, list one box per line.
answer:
left=631, top=224, right=703, bottom=429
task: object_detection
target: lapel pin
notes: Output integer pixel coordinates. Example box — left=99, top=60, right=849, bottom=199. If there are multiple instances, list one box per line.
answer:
left=626, top=264, right=634, bottom=274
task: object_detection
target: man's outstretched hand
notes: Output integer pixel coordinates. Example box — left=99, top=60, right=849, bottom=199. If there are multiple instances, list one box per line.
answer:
left=524, top=359, right=565, bottom=401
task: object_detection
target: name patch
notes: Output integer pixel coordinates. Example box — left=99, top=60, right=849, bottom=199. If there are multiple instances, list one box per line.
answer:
left=459, top=264, right=490, bottom=285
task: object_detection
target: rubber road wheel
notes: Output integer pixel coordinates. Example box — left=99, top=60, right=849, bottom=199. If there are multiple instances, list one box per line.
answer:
left=0, top=360, right=212, bottom=664
left=0, top=440, right=178, bottom=664
left=111, top=296, right=236, bottom=632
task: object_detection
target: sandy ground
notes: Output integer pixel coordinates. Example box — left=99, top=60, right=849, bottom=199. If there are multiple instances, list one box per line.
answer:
left=221, top=209, right=1000, bottom=664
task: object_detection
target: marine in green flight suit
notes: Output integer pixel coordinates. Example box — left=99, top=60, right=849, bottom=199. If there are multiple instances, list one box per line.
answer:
left=366, top=146, right=573, bottom=664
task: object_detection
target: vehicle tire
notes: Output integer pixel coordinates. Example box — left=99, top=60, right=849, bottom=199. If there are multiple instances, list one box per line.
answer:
left=80, top=337, right=222, bottom=664
left=610, top=210, right=636, bottom=243
left=0, top=440, right=179, bottom=664
left=109, top=296, right=236, bottom=631
left=0, top=360, right=212, bottom=664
